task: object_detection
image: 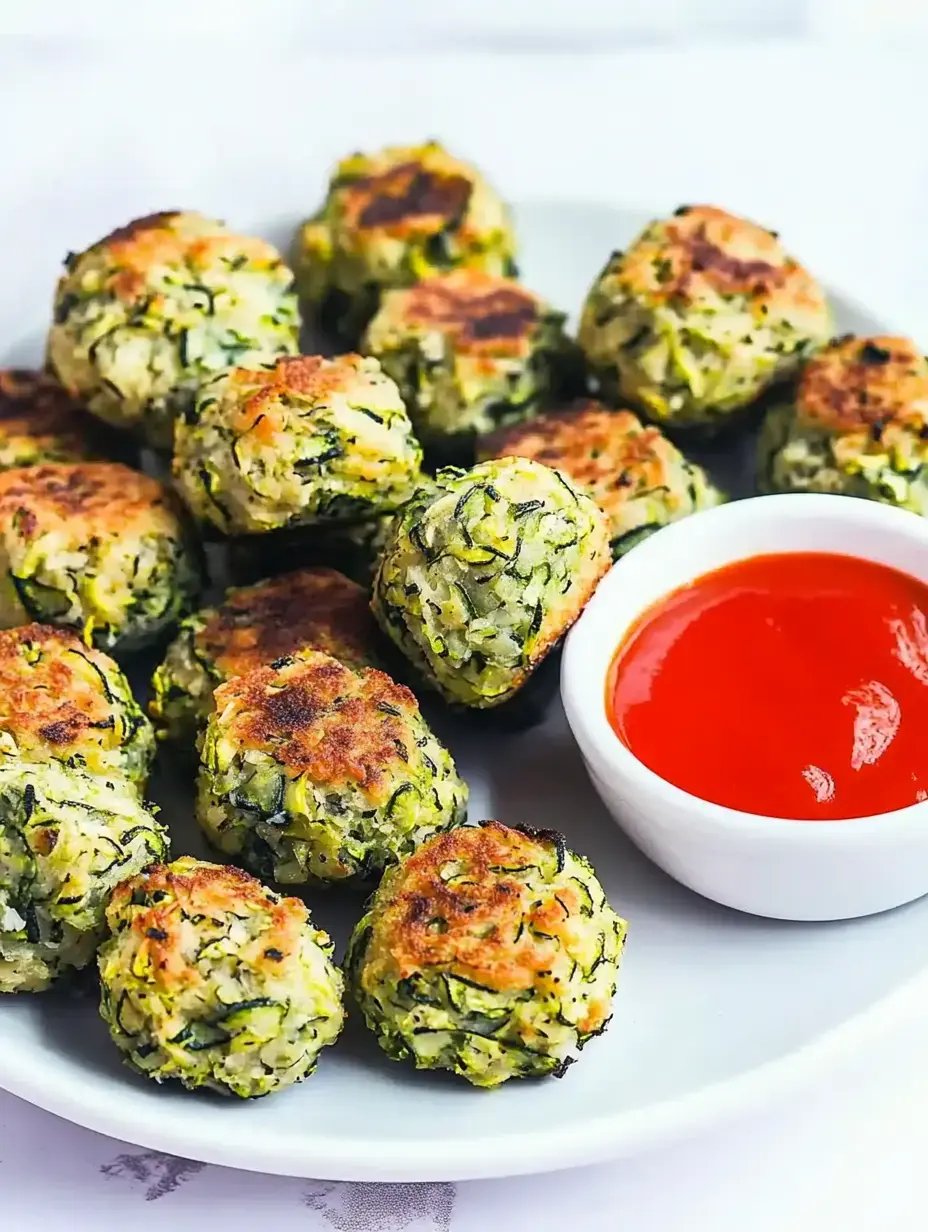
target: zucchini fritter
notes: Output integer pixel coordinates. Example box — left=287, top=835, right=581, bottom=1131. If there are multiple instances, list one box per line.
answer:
left=0, top=462, right=202, bottom=651
left=0, top=623, right=153, bottom=786
left=363, top=269, right=579, bottom=457
left=0, top=762, right=167, bottom=993
left=346, top=820, right=627, bottom=1087
left=758, top=335, right=928, bottom=511
left=372, top=457, right=611, bottom=707
left=295, top=141, right=517, bottom=343
left=48, top=210, right=300, bottom=449
left=578, top=205, right=832, bottom=429
left=172, top=354, right=423, bottom=534
left=98, top=856, right=344, bottom=1097
left=196, top=648, right=468, bottom=884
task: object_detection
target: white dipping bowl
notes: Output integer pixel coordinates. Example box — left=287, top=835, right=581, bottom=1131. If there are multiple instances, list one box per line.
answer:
left=561, top=492, right=928, bottom=922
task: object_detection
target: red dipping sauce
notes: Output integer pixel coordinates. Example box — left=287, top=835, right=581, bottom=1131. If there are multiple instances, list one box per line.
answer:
left=607, top=552, right=928, bottom=820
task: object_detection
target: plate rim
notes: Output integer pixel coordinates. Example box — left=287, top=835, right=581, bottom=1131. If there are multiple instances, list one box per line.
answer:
left=0, top=230, right=918, bottom=1181
left=1, top=961, right=925, bottom=1181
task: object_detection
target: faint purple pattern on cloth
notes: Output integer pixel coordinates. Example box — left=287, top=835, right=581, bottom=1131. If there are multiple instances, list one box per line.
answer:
left=100, top=1150, right=207, bottom=1201
left=303, top=1181, right=456, bottom=1231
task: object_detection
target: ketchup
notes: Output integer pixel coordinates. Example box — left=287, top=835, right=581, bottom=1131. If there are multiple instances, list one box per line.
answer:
left=607, top=552, right=928, bottom=820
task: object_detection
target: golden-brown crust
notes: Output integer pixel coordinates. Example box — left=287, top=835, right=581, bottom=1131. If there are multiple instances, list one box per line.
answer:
left=227, top=355, right=361, bottom=437
left=213, top=650, right=420, bottom=801
left=103, top=211, right=183, bottom=246
left=0, top=368, right=88, bottom=438
left=482, top=400, right=684, bottom=518
left=91, top=210, right=284, bottom=302
left=200, top=567, right=376, bottom=678
left=341, top=161, right=472, bottom=236
left=621, top=204, right=825, bottom=313
left=0, top=369, right=101, bottom=467
left=482, top=399, right=616, bottom=460
left=388, top=270, right=540, bottom=359
left=0, top=623, right=119, bottom=750
left=108, top=857, right=307, bottom=986
left=0, top=462, right=176, bottom=541
left=798, top=335, right=928, bottom=434
left=374, top=821, right=580, bottom=992
left=530, top=496, right=611, bottom=671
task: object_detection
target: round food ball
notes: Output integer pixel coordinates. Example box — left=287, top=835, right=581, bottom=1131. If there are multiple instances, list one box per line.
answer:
left=173, top=354, right=423, bottom=534
left=362, top=269, right=580, bottom=458
left=295, top=141, right=517, bottom=343
left=758, top=335, right=928, bottom=511
left=345, top=820, right=627, bottom=1087
left=97, top=856, right=344, bottom=1097
left=0, top=623, right=154, bottom=787
left=0, top=462, right=203, bottom=651
left=578, top=204, right=832, bottom=430
left=0, top=762, right=167, bottom=993
left=48, top=211, right=300, bottom=450
left=150, top=566, right=381, bottom=745
left=197, top=648, right=468, bottom=884
left=479, top=399, right=724, bottom=557
left=0, top=368, right=108, bottom=470
left=372, top=457, right=611, bottom=707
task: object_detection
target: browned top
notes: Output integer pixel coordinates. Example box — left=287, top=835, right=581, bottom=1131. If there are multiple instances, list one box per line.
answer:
left=0, top=369, right=89, bottom=439
left=798, top=334, right=928, bottom=434
left=387, top=270, right=540, bottom=359
left=104, top=211, right=182, bottom=246
left=84, top=210, right=284, bottom=301
left=0, top=623, right=123, bottom=754
left=0, top=369, right=100, bottom=468
left=481, top=400, right=690, bottom=517
left=0, top=461, right=177, bottom=541
left=370, top=821, right=585, bottom=993
left=212, top=649, right=420, bottom=801
left=226, top=355, right=362, bottom=436
left=620, top=204, right=826, bottom=313
left=107, top=856, right=308, bottom=986
left=342, top=161, right=472, bottom=235
left=200, top=567, right=376, bottom=679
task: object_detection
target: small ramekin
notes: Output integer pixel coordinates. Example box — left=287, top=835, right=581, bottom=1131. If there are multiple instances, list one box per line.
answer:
left=561, top=493, right=928, bottom=921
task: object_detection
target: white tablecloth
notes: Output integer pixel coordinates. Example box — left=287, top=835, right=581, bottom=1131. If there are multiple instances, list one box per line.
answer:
left=4, top=1010, right=928, bottom=1232
left=1, top=40, right=927, bottom=1231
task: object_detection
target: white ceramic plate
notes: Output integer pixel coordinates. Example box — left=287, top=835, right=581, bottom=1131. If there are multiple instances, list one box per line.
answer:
left=1, top=199, right=926, bottom=1183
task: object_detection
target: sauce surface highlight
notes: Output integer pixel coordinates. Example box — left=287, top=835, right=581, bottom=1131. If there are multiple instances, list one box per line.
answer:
left=608, top=552, right=928, bottom=820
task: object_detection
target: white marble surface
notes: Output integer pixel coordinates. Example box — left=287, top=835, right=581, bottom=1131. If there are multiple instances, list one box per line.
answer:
left=2, top=39, right=928, bottom=1231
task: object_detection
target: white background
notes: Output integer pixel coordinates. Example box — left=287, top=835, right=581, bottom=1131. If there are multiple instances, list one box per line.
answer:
left=1, top=26, right=928, bottom=1232
left=6, top=1, right=928, bottom=44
